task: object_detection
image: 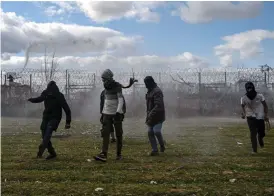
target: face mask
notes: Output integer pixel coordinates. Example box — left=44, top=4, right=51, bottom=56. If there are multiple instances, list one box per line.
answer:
left=245, top=83, right=257, bottom=100
left=103, top=78, right=114, bottom=89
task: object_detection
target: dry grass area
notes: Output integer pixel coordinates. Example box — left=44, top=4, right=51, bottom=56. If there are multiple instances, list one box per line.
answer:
left=1, top=117, right=274, bottom=196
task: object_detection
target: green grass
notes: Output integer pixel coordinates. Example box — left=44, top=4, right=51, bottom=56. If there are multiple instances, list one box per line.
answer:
left=1, top=119, right=274, bottom=196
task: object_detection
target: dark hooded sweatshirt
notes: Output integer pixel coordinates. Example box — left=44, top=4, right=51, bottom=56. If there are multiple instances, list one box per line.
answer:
left=28, top=81, right=71, bottom=126
left=144, top=76, right=165, bottom=126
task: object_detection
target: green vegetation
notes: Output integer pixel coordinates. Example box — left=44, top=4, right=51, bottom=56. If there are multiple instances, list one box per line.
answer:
left=1, top=119, right=274, bottom=196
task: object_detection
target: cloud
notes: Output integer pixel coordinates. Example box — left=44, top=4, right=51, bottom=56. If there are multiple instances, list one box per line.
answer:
left=44, top=6, right=65, bottom=17
left=1, top=9, right=142, bottom=56
left=43, top=1, right=78, bottom=17
left=1, top=53, right=11, bottom=61
left=76, top=1, right=164, bottom=23
left=172, top=2, right=262, bottom=24
left=214, top=30, right=274, bottom=67
left=1, top=53, right=209, bottom=71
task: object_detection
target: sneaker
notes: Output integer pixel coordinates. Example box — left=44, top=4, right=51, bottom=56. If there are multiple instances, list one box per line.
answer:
left=111, top=138, right=116, bottom=143
left=116, top=154, right=123, bottom=160
left=46, top=154, right=57, bottom=160
left=160, top=145, right=165, bottom=152
left=94, top=152, right=107, bottom=162
left=150, top=151, right=159, bottom=156
left=251, top=151, right=257, bottom=155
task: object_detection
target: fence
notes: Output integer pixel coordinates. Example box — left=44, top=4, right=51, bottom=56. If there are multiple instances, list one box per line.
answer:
left=1, top=68, right=274, bottom=119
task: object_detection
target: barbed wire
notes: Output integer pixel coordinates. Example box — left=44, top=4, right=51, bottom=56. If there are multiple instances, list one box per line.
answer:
left=1, top=68, right=274, bottom=92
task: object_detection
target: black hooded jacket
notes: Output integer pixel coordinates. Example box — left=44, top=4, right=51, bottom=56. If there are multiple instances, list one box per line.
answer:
left=144, top=76, right=165, bottom=126
left=28, top=81, right=71, bottom=124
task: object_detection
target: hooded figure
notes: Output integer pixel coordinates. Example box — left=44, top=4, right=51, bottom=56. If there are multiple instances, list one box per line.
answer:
left=245, top=82, right=257, bottom=100
left=94, top=69, right=126, bottom=162
left=144, top=76, right=166, bottom=156
left=28, top=81, right=71, bottom=160
left=241, top=81, right=268, bottom=154
left=99, top=76, right=138, bottom=143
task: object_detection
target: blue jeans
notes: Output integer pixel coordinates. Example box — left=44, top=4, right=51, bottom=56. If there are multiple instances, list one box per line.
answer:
left=38, top=119, right=58, bottom=156
left=147, top=123, right=165, bottom=152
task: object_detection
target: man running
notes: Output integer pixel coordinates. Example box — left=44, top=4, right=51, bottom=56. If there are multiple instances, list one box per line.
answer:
left=28, top=81, right=71, bottom=160
left=241, top=81, right=268, bottom=154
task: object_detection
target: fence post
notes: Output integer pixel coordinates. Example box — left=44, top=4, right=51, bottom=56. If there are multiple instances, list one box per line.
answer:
left=224, top=71, right=227, bottom=87
left=30, top=74, right=32, bottom=95
left=65, top=69, right=68, bottom=96
left=68, top=73, right=70, bottom=100
left=93, top=73, right=96, bottom=88
left=264, top=72, right=267, bottom=87
left=132, top=71, right=136, bottom=102
left=4, top=74, right=7, bottom=85
left=198, top=72, right=202, bottom=115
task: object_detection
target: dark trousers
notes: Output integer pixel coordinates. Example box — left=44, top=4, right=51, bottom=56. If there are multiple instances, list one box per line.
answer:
left=100, top=123, right=115, bottom=138
left=247, top=117, right=265, bottom=152
left=38, top=119, right=59, bottom=156
left=101, top=114, right=123, bottom=156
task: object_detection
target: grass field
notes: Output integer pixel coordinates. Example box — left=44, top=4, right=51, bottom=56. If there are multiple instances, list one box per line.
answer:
left=1, top=117, right=274, bottom=196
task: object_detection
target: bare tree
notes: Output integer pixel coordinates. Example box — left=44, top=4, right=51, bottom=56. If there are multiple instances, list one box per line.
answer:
left=41, top=47, right=59, bottom=84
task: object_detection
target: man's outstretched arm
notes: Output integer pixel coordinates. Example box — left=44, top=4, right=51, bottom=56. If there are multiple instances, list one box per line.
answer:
left=28, top=92, right=46, bottom=103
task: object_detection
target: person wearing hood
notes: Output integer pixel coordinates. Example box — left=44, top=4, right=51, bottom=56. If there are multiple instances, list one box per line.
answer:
left=144, top=76, right=166, bottom=156
left=28, top=81, right=71, bottom=160
left=99, top=77, right=138, bottom=143
left=94, top=69, right=126, bottom=162
left=241, top=81, right=268, bottom=154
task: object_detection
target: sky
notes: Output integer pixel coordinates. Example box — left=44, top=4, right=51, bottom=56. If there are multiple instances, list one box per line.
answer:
left=1, top=1, right=274, bottom=72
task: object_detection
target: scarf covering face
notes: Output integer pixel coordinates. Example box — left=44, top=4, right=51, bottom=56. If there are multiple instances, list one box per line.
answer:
left=144, top=76, right=157, bottom=91
left=245, top=81, right=257, bottom=100
left=103, top=78, right=117, bottom=90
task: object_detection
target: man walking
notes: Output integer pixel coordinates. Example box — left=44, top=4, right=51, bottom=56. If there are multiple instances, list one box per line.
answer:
left=94, top=69, right=126, bottom=162
left=241, top=81, right=268, bottom=154
left=28, top=81, right=71, bottom=160
left=99, top=77, right=137, bottom=143
left=144, top=76, right=166, bottom=156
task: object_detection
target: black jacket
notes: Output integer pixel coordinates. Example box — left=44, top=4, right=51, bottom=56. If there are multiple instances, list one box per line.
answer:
left=146, top=86, right=165, bottom=126
left=29, top=90, right=71, bottom=124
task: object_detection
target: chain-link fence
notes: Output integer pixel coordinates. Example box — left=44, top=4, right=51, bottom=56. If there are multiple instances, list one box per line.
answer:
left=1, top=68, right=274, bottom=119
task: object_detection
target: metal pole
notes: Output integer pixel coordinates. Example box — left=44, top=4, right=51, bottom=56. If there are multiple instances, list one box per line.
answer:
left=1, top=71, right=2, bottom=86
left=264, top=72, right=267, bottom=87
left=198, top=72, right=202, bottom=115
left=30, top=74, right=32, bottom=95
left=4, top=75, right=7, bottom=85
left=65, top=69, right=68, bottom=96
left=93, top=73, right=96, bottom=88
left=224, top=71, right=227, bottom=87
left=68, top=73, right=70, bottom=100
